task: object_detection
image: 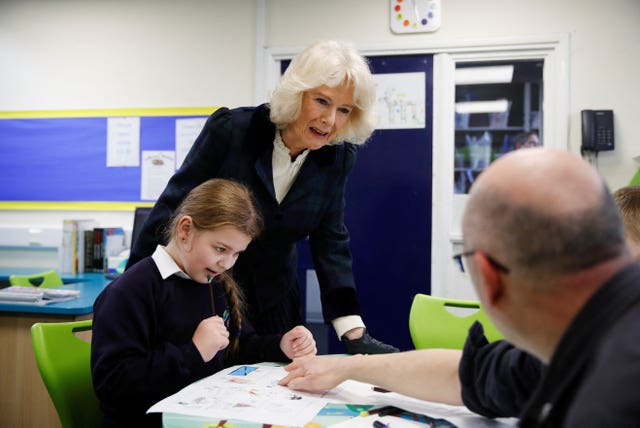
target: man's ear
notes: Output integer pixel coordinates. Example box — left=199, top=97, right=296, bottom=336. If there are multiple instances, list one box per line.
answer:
left=473, top=251, right=504, bottom=307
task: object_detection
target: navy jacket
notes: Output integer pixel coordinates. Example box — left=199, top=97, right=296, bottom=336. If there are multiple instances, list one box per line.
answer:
left=460, top=323, right=543, bottom=418
left=461, top=263, right=640, bottom=426
left=128, top=104, right=361, bottom=333
left=518, top=263, right=640, bottom=427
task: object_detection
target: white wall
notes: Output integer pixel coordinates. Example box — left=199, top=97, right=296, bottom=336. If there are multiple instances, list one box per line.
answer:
left=1, top=0, right=639, bottom=272
left=0, top=0, right=257, bottom=110
left=265, top=0, right=640, bottom=190
left=265, top=0, right=640, bottom=299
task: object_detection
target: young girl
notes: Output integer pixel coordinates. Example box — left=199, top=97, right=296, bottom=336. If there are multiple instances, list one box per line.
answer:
left=91, top=178, right=316, bottom=428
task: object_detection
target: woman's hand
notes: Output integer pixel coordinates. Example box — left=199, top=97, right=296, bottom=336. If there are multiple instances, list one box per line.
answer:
left=280, top=325, right=317, bottom=360
left=192, top=315, right=229, bottom=362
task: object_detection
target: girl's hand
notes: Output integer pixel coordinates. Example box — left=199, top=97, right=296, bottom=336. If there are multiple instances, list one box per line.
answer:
left=192, top=316, right=229, bottom=362
left=280, top=325, right=317, bottom=360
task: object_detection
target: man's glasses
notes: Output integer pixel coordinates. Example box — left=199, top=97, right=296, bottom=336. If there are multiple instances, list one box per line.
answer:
left=452, top=250, right=510, bottom=274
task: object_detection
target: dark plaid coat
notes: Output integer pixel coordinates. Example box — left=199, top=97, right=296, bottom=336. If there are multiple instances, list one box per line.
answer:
left=128, top=104, right=362, bottom=334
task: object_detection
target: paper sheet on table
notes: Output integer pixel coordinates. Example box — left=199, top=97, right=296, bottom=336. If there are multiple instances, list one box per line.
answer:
left=149, top=364, right=516, bottom=428
left=330, top=414, right=427, bottom=428
left=326, top=379, right=517, bottom=428
left=147, top=365, right=332, bottom=427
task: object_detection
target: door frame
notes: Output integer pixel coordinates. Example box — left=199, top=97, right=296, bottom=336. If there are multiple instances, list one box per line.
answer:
left=260, top=34, right=570, bottom=300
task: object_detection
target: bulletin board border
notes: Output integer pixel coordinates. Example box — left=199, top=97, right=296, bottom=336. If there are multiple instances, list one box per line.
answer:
left=0, top=107, right=218, bottom=210
left=0, top=107, right=216, bottom=119
left=0, top=201, right=155, bottom=211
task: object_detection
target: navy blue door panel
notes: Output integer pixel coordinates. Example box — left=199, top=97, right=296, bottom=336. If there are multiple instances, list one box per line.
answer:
left=288, top=54, right=433, bottom=351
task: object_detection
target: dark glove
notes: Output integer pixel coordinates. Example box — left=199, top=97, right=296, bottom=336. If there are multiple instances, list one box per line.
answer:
left=341, top=329, right=399, bottom=354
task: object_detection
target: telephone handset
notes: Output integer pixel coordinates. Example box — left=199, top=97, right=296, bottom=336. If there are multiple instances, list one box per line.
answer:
left=581, top=109, right=614, bottom=152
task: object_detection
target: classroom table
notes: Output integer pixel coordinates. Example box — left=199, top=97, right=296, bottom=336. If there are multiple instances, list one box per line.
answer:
left=0, top=268, right=111, bottom=428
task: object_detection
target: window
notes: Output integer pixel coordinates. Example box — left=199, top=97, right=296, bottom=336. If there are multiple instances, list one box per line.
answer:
left=453, top=60, right=543, bottom=193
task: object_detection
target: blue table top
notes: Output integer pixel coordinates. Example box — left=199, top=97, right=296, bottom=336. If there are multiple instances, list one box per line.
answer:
left=0, top=268, right=111, bottom=315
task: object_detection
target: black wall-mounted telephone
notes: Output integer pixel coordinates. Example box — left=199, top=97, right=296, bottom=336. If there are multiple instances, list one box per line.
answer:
left=581, top=109, right=614, bottom=152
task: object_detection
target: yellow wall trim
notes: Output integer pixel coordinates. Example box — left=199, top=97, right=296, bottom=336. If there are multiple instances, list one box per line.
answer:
left=0, top=107, right=218, bottom=119
left=0, top=201, right=155, bottom=211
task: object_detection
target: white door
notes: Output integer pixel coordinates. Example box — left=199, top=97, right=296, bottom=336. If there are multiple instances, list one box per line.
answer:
left=430, top=35, right=570, bottom=300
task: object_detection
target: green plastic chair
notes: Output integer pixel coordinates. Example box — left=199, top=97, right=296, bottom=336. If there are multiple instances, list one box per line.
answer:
left=31, top=320, right=101, bottom=428
left=409, top=293, right=503, bottom=349
left=10, top=270, right=63, bottom=288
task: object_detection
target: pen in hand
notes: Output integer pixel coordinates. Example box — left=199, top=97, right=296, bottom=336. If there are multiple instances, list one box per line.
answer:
left=207, top=274, right=216, bottom=316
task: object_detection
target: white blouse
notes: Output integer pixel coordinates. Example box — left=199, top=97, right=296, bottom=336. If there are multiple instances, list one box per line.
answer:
left=271, top=131, right=310, bottom=204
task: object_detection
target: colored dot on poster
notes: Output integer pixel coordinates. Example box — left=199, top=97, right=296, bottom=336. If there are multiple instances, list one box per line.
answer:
left=421, top=18, right=428, bottom=25
left=394, top=5, right=401, bottom=12
left=403, top=19, right=410, bottom=26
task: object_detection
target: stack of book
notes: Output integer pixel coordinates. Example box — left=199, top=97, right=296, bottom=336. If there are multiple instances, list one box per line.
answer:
left=59, top=220, right=127, bottom=274
left=0, top=286, right=80, bottom=305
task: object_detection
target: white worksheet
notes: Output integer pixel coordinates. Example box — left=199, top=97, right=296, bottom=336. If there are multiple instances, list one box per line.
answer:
left=148, top=363, right=517, bottom=428
left=147, top=365, right=331, bottom=426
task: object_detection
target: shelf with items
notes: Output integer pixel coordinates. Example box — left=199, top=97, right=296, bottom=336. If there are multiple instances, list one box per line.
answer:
left=453, top=62, right=543, bottom=194
left=455, top=126, right=534, bottom=132
left=453, top=127, right=540, bottom=194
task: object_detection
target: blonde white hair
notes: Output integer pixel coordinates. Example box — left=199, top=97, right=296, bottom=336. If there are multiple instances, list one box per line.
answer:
left=269, top=40, right=377, bottom=146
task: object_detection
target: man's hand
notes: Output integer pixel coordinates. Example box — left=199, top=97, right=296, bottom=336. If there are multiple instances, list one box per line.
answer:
left=279, top=356, right=346, bottom=393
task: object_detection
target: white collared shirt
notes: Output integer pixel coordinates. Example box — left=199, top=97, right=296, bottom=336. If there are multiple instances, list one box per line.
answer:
left=151, top=245, right=190, bottom=280
left=272, top=131, right=310, bottom=204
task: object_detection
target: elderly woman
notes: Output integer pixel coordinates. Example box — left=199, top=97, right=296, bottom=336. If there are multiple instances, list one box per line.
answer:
left=128, top=40, right=398, bottom=354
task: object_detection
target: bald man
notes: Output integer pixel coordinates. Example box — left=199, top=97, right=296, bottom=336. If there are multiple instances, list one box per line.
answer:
left=454, top=148, right=640, bottom=425
left=281, top=149, right=640, bottom=426
left=459, top=183, right=640, bottom=419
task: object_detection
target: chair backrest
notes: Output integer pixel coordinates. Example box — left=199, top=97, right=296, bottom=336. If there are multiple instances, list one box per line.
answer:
left=409, top=293, right=503, bottom=349
left=31, top=320, right=101, bottom=428
left=10, top=270, right=63, bottom=288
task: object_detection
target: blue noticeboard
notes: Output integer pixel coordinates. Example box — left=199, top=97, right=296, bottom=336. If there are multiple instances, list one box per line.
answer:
left=0, top=108, right=214, bottom=207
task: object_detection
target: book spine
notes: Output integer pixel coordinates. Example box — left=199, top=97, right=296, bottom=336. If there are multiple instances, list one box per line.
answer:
left=84, top=230, right=94, bottom=273
left=72, top=225, right=78, bottom=274
left=93, top=228, right=105, bottom=272
left=104, top=227, right=126, bottom=258
left=76, top=220, right=95, bottom=274
left=60, top=219, right=77, bottom=274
